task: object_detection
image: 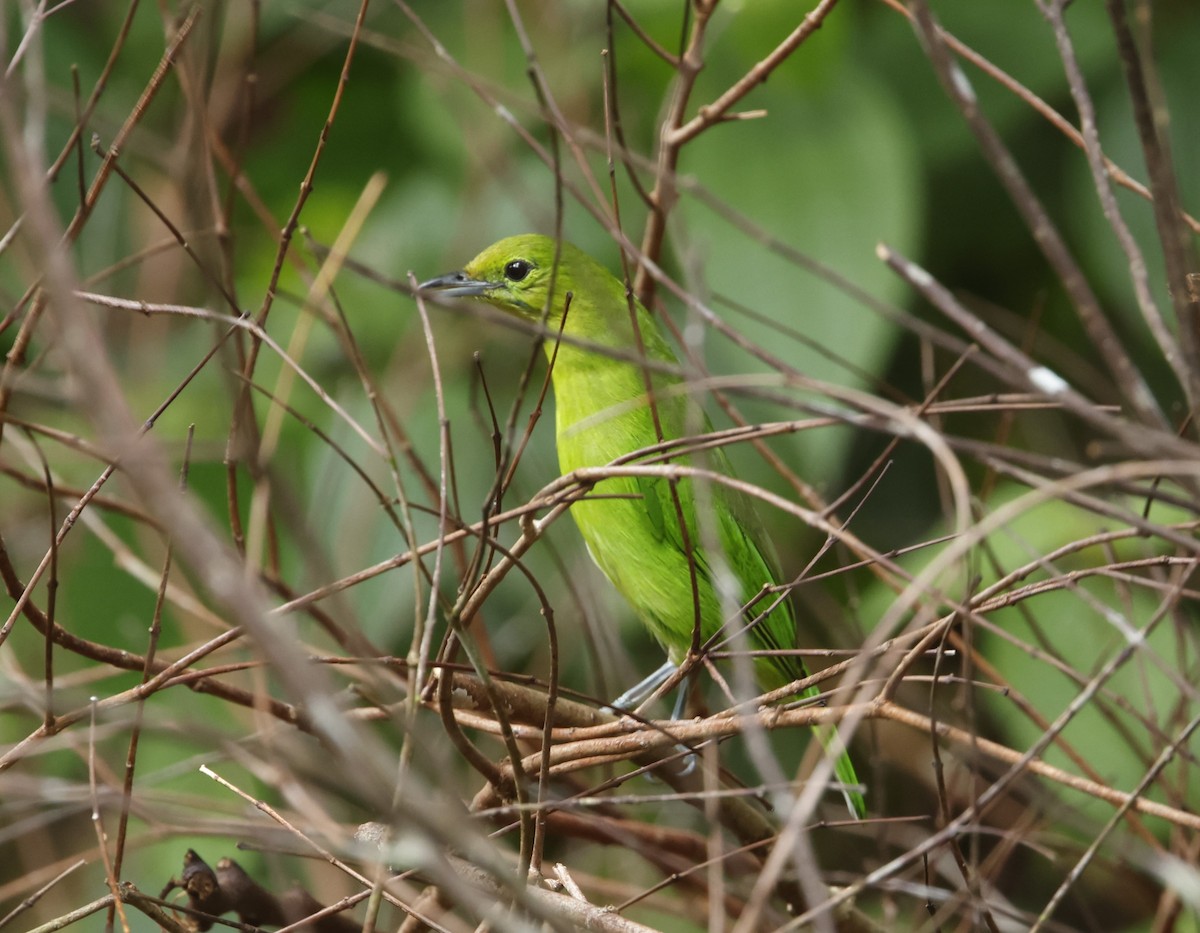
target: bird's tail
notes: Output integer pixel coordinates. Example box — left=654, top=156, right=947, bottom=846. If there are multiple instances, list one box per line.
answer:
left=815, top=721, right=866, bottom=819
left=792, top=681, right=864, bottom=818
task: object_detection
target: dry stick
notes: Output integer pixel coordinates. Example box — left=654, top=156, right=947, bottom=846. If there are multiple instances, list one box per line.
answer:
left=479, top=731, right=823, bottom=924
left=417, top=278, right=549, bottom=822
left=0, top=291, right=375, bottom=657
left=505, top=327, right=568, bottom=874
left=877, top=244, right=1196, bottom=466
left=929, top=583, right=999, bottom=933
left=74, top=231, right=219, bottom=289
left=503, top=0, right=599, bottom=227
left=787, top=701, right=1200, bottom=930
left=87, top=700, right=132, bottom=933
left=1104, top=0, right=1200, bottom=402
left=864, top=457, right=1200, bottom=715
left=160, top=0, right=230, bottom=298
left=20, top=896, right=119, bottom=933
left=0, top=625, right=269, bottom=774
left=454, top=344, right=537, bottom=623
left=907, top=0, right=1167, bottom=434
left=639, top=0, right=842, bottom=305
left=703, top=742, right=726, bottom=932
left=298, top=238, right=434, bottom=653
left=926, top=661, right=1002, bottom=932
left=68, top=65, right=88, bottom=226
left=225, top=0, right=371, bottom=563
left=451, top=643, right=1199, bottom=832
left=1031, top=694, right=1200, bottom=929
left=198, top=766, right=421, bottom=924
left=0, top=61, right=564, bottom=933
left=445, top=856, right=660, bottom=933
left=244, top=176, right=386, bottom=609
left=416, top=271, right=531, bottom=903
left=1152, top=832, right=1200, bottom=929
left=603, top=8, right=656, bottom=213
left=601, top=7, right=720, bottom=686
left=873, top=0, right=1200, bottom=240
left=1035, top=0, right=1194, bottom=410
left=596, top=7, right=709, bottom=672
left=17, top=432, right=59, bottom=735
left=668, top=0, right=837, bottom=148
left=964, top=575, right=1199, bottom=771
left=75, top=294, right=383, bottom=455
left=0, top=5, right=200, bottom=445
left=91, top=140, right=243, bottom=316
left=32, top=0, right=141, bottom=185
left=609, top=0, right=679, bottom=67
left=447, top=358, right=510, bottom=676
left=634, top=0, right=717, bottom=308
left=0, top=0, right=139, bottom=335
left=107, top=428, right=192, bottom=920
left=215, top=9, right=259, bottom=303
left=0, top=858, right=88, bottom=930
left=478, top=687, right=1200, bottom=836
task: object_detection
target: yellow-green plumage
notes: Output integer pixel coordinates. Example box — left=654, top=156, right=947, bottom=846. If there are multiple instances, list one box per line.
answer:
left=422, top=234, right=864, bottom=817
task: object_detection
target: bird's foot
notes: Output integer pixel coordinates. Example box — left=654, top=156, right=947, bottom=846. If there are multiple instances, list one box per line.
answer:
left=607, top=661, right=698, bottom=779
left=604, top=660, right=678, bottom=715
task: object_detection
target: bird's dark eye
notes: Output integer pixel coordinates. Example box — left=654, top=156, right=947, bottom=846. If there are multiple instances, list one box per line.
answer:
left=504, top=259, right=533, bottom=282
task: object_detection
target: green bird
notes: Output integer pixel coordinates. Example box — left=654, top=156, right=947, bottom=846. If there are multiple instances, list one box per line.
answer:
left=421, top=234, right=864, bottom=817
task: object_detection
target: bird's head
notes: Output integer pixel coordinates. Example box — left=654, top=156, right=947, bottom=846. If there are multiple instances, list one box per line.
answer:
left=421, top=233, right=681, bottom=376
left=419, top=234, right=586, bottom=323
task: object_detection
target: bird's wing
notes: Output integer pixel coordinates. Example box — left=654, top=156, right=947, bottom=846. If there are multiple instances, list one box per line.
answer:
left=634, top=467, right=807, bottom=691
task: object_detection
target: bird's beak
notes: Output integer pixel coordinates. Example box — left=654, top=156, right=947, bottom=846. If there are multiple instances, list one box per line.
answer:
left=418, top=271, right=495, bottom=299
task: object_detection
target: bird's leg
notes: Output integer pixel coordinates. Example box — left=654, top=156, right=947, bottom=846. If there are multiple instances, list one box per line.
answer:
left=669, top=679, right=692, bottom=721
left=666, top=675, right=699, bottom=777
left=606, top=659, right=677, bottom=713
left=607, top=660, right=699, bottom=778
